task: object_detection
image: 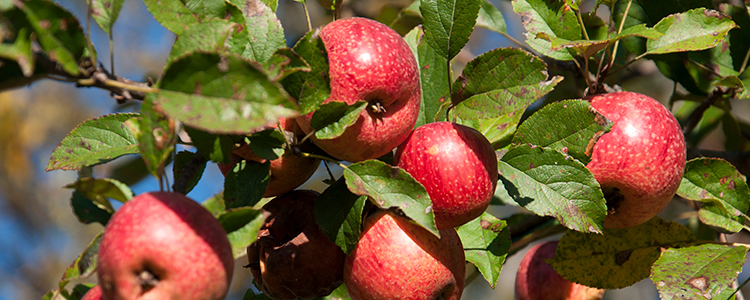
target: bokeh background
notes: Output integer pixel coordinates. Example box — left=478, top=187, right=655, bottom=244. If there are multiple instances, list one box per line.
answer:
left=1, top=0, right=749, bottom=299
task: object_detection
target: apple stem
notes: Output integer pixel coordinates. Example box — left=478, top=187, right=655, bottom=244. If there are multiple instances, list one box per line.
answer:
left=299, top=152, right=347, bottom=170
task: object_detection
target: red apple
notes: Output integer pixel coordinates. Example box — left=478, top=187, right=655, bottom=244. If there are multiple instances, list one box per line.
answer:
left=218, top=117, right=320, bottom=197
left=246, top=190, right=346, bottom=300
left=97, top=192, right=233, bottom=300
left=515, top=241, right=604, bottom=300
left=295, top=17, right=421, bottom=162
left=585, top=92, right=686, bottom=228
left=393, top=122, right=498, bottom=229
left=344, top=210, right=465, bottom=300
left=81, top=285, right=103, bottom=300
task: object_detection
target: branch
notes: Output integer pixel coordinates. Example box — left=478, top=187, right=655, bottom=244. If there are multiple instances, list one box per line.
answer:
left=682, top=87, right=728, bottom=138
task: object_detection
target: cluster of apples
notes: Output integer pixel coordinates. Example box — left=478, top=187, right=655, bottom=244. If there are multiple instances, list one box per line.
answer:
left=83, top=15, right=688, bottom=300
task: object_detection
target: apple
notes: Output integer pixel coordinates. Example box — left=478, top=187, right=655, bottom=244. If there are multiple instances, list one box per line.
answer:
left=81, top=285, right=103, bottom=300
left=246, top=190, right=346, bottom=300
left=585, top=91, right=686, bottom=228
left=218, top=117, right=321, bottom=197
left=295, top=17, right=421, bottom=162
left=344, top=210, right=465, bottom=300
left=97, top=192, right=234, bottom=300
left=393, top=121, right=498, bottom=229
left=515, top=241, right=604, bottom=300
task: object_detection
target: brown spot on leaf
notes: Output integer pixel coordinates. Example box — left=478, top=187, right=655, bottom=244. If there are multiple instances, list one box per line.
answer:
left=728, top=180, right=736, bottom=190
left=687, top=276, right=710, bottom=292
left=480, top=219, right=492, bottom=230
left=719, top=176, right=729, bottom=185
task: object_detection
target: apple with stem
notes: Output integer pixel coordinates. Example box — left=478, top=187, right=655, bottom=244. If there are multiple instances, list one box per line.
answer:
left=394, top=121, right=498, bottom=229
left=585, top=91, right=686, bottom=228
left=97, top=192, right=234, bottom=300
left=515, top=241, right=604, bottom=300
left=344, top=210, right=465, bottom=300
left=218, top=117, right=320, bottom=197
left=246, top=190, right=346, bottom=300
left=295, top=17, right=421, bottom=162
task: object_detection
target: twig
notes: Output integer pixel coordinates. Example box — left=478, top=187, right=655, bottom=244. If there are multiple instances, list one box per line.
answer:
left=682, top=88, right=727, bottom=138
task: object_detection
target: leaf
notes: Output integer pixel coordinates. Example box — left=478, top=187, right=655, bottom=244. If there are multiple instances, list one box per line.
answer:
left=456, top=212, right=510, bottom=288
left=677, top=158, right=750, bottom=233
left=343, top=160, right=438, bottom=237
left=46, top=113, right=139, bottom=171
left=58, top=232, right=102, bottom=290
left=202, top=190, right=227, bottom=217
left=318, top=284, right=351, bottom=300
left=223, top=160, right=270, bottom=209
left=534, top=24, right=662, bottom=58
left=647, top=8, right=738, bottom=55
left=651, top=244, right=746, bottom=300
left=90, top=0, right=124, bottom=35
left=404, top=25, right=451, bottom=127
left=217, top=206, right=266, bottom=258
left=245, top=128, right=286, bottom=161
left=498, top=144, right=606, bottom=233
left=127, top=96, right=177, bottom=180
left=549, top=217, right=697, bottom=289
left=261, top=48, right=311, bottom=82
left=420, top=0, right=481, bottom=60
left=512, top=100, right=613, bottom=165
left=512, top=0, right=580, bottom=60
left=172, top=150, right=207, bottom=195
left=476, top=0, right=507, bottom=35
left=0, top=27, right=35, bottom=77
left=143, top=0, right=241, bottom=36
left=229, top=0, right=286, bottom=63
left=155, top=52, right=298, bottom=134
left=65, top=177, right=133, bottom=211
left=281, top=30, right=331, bottom=115
left=166, top=19, right=237, bottom=66
left=310, top=101, right=367, bottom=140
left=70, top=190, right=112, bottom=226
left=184, top=127, right=234, bottom=164
left=314, top=177, right=367, bottom=255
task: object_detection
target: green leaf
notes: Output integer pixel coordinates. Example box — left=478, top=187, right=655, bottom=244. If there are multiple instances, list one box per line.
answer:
left=90, top=0, right=124, bottom=35
left=651, top=244, right=746, bottom=300
left=310, top=101, right=367, bottom=140
left=534, top=24, right=662, bottom=58
left=245, top=128, right=286, bottom=161
left=476, top=0, right=507, bottom=35
left=166, top=19, right=237, bottom=66
left=512, top=0, right=580, bottom=60
left=389, top=0, right=423, bottom=35
left=65, top=177, right=133, bottom=211
left=456, top=212, right=510, bottom=288
left=172, top=150, right=207, bottom=194
left=261, top=48, right=311, bottom=82
left=314, top=177, right=367, bottom=255
left=217, top=206, right=266, bottom=258
left=58, top=232, right=102, bottom=290
left=647, top=8, right=738, bottom=55
left=228, top=0, right=286, bottom=63
left=677, top=158, right=750, bottom=233
left=70, top=190, right=112, bottom=226
left=46, top=113, right=139, bottom=171
left=549, top=217, right=697, bottom=289
left=420, top=0, right=481, bottom=60
left=143, top=0, right=240, bottom=36
left=155, top=52, right=298, bottom=134
left=498, top=144, right=606, bottom=233
left=184, top=127, right=234, bottom=164
left=512, top=100, right=613, bottom=165
left=223, top=160, right=270, bottom=209
left=404, top=25, right=451, bottom=127
left=0, top=27, right=35, bottom=77
left=127, top=96, right=177, bottom=180
left=343, top=160, right=438, bottom=237
left=202, top=191, right=227, bottom=217
left=281, top=30, right=331, bottom=115
left=317, top=284, right=351, bottom=300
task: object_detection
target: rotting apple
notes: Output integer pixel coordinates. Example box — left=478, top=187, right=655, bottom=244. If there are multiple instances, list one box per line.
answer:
left=295, top=17, right=421, bottom=162
left=515, top=241, right=605, bottom=300
left=344, top=210, right=465, bottom=300
left=246, top=190, right=346, bottom=300
left=394, top=121, right=498, bottom=229
left=585, top=91, right=686, bottom=228
left=97, top=192, right=234, bottom=300
left=81, top=285, right=103, bottom=300
left=217, top=117, right=320, bottom=197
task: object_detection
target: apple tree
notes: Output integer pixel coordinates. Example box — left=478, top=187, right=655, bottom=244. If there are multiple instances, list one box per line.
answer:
left=2, top=0, right=750, bottom=299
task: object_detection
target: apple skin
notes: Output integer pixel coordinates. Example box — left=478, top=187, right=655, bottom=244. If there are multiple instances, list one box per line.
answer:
left=585, top=92, right=686, bottom=228
left=295, top=17, right=421, bottom=162
left=394, top=122, right=498, bottom=229
left=246, top=190, right=346, bottom=300
left=515, top=241, right=604, bottom=300
left=97, top=192, right=234, bottom=300
left=81, top=285, right=103, bottom=300
left=217, top=117, right=320, bottom=197
left=344, top=210, right=465, bottom=300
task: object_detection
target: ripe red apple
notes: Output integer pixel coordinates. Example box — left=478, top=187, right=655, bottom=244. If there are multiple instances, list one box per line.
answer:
left=97, top=192, right=234, bottom=300
left=515, top=241, right=604, bottom=300
left=81, top=285, right=103, bottom=300
left=344, top=210, right=465, bottom=300
left=246, top=190, right=346, bottom=300
left=585, top=91, right=686, bottom=228
left=295, top=17, right=421, bottom=162
left=393, top=122, right=498, bottom=229
left=217, top=117, right=320, bottom=197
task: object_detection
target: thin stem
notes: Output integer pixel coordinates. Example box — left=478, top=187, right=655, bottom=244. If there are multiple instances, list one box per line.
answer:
left=729, top=274, right=750, bottom=300
left=302, top=1, right=312, bottom=32
left=577, top=11, right=590, bottom=41
left=500, top=32, right=536, bottom=56
left=109, top=33, right=115, bottom=76
left=741, top=46, right=750, bottom=74
left=609, top=0, right=633, bottom=69
left=299, top=151, right=347, bottom=169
